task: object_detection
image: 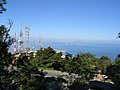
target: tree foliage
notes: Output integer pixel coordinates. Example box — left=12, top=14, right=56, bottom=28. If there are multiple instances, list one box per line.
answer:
left=0, top=0, right=7, bottom=13
left=115, top=57, right=120, bottom=64
left=106, top=64, right=120, bottom=86
left=1, top=1, right=119, bottom=89
left=106, top=57, right=120, bottom=87
left=0, top=22, right=15, bottom=89
left=36, top=47, right=56, bottom=60
left=34, top=47, right=63, bottom=70
left=62, top=53, right=96, bottom=75
left=0, top=23, right=13, bottom=64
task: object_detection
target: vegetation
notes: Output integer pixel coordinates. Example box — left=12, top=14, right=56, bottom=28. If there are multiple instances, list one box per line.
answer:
left=32, top=48, right=120, bottom=89
left=106, top=56, right=120, bottom=88
left=0, top=0, right=7, bottom=13
left=0, top=25, right=67, bottom=89
left=1, top=0, right=120, bottom=89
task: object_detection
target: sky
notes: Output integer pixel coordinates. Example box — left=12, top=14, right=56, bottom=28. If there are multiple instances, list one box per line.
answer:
left=0, top=0, right=120, bottom=42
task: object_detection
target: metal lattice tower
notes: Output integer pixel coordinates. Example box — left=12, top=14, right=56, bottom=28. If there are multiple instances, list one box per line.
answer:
left=39, top=36, right=43, bottom=49
left=18, top=21, right=24, bottom=53
left=14, top=32, right=17, bottom=54
left=32, top=41, right=35, bottom=51
left=25, top=26, right=30, bottom=52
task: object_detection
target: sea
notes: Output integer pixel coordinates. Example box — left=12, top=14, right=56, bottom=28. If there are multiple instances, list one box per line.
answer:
left=42, top=40, right=120, bottom=61
left=10, top=40, right=120, bottom=61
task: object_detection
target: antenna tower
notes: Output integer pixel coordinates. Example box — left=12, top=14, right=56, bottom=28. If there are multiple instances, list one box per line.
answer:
left=18, top=21, right=24, bottom=53
left=39, top=36, right=43, bottom=49
left=14, top=32, right=17, bottom=54
left=32, top=40, right=35, bottom=51
left=25, top=26, right=30, bottom=52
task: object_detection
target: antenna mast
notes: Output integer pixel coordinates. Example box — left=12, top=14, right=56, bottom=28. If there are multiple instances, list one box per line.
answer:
left=39, top=36, right=43, bottom=49
left=14, top=32, right=17, bottom=54
left=18, top=21, right=24, bottom=53
left=25, top=26, right=30, bottom=52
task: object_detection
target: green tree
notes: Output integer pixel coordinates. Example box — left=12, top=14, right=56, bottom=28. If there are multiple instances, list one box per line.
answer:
left=106, top=56, right=120, bottom=88
left=61, top=53, right=99, bottom=90
left=115, top=57, right=120, bottom=64
left=62, top=52, right=96, bottom=81
left=0, top=0, right=7, bottom=13
left=35, top=47, right=64, bottom=69
left=99, top=56, right=111, bottom=74
left=36, top=46, right=56, bottom=60
left=0, top=22, right=15, bottom=89
left=106, top=64, right=120, bottom=87
left=13, top=58, right=47, bottom=89
left=100, top=56, right=110, bottom=62
left=0, top=23, right=13, bottom=64
left=68, top=77, right=87, bottom=90
left=0, top=1, right=66, bottom=89
left=65, top=52, right=72, bottom=60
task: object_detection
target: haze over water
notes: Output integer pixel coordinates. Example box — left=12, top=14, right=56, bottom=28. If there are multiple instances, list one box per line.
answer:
left=9, top=39, right=120, bottom=61
left=43, top=40, right=120, bottom=61
left=24, top=40, right=120, bottom=61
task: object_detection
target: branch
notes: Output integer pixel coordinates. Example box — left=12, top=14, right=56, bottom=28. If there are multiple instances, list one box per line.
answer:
left=3, top=20, right=13, bottom=43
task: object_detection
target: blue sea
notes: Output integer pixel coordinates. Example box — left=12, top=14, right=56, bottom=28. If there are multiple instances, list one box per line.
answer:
left=42, top=40, right=120, bottom=61
left=10, top=40, right=120, bottom=61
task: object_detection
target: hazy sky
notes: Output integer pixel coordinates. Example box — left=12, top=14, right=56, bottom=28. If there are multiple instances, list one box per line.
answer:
left=0, top=0, right=120, bottom=41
